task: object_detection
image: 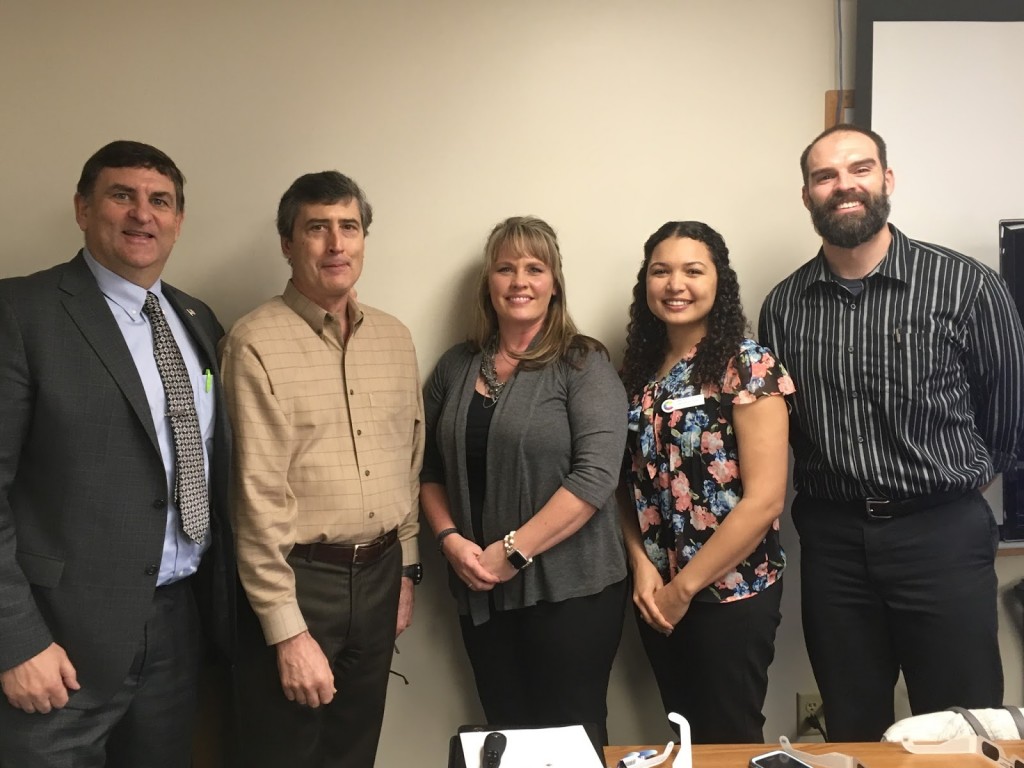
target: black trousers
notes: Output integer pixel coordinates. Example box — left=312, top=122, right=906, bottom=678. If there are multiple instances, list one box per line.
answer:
left=234, top=543, right=401, bottom=768
left=636, top=581, right=783, bottom=744
left=794, top=490, right=1003, bottom=741
left=459, top=578, right=626, bottom=745
left=0, top=579, right=201, bottom=768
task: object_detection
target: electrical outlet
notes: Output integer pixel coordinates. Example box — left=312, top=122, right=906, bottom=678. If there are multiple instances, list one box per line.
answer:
left=796, top=692, right=824, bottom=737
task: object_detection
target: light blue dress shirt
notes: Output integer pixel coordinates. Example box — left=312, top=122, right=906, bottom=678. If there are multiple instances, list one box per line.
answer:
left=84, top=250, right=214, bottom=585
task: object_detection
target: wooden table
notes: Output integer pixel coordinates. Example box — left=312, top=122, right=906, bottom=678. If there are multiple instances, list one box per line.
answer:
left=605, top=740, right=1024, bottom=767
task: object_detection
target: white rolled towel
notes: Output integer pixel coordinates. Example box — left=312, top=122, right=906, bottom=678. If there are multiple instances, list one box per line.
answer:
left=882, top=707, right=1024, bottom=742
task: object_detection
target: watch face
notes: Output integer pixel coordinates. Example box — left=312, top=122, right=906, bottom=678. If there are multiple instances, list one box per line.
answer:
left=507, top=550, right=529, bottom=570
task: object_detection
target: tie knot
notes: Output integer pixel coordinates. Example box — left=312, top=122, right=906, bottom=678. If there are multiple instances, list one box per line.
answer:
left=143, top=291, right=162, bottom=318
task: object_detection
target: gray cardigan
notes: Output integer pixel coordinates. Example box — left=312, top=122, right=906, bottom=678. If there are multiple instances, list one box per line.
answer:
left=421, top=341, right=628, bottom=625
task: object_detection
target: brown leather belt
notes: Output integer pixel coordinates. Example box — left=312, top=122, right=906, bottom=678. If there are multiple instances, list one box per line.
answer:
left=290, top=528, right=398, bottom=566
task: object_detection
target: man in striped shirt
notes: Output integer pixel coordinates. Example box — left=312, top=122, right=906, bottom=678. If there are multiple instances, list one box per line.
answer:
left=759, top=124, right=1024, bottom=741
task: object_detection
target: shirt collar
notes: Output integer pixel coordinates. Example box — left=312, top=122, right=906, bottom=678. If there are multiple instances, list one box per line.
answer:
left=798, top=223, right=910, bottom=294
left=872, top=224, right=911, bottom=284
left=82, top=248, right=162, bottom=319
left=282, top=281, right=364, bottom=337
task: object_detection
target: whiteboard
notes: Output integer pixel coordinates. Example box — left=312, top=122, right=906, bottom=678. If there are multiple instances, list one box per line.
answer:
left=869, top=18, right=1024, bottom=523
left=871, top=20, right=1024, bottom=266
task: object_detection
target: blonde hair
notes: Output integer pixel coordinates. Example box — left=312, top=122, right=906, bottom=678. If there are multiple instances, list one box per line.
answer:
left=470, top=216, right=603, bottom=369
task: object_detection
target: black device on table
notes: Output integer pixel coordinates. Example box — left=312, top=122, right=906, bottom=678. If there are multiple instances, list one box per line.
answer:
left=482, top=731, right=506, bottom=768
left=447, top=723, right=603, bottom=768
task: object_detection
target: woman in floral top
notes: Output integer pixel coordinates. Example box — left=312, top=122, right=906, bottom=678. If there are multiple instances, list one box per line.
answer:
left=619, top=221, right=795, bottom=743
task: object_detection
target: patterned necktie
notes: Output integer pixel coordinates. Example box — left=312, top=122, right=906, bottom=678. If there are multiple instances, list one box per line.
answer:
left=142, top=291, right=209, bottom=544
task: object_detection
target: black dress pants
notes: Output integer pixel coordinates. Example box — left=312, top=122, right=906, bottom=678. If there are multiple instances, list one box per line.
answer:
left=636, top=581, right=782, bottom=744
left=794, top=490, right=1002, bottom=741
left=459, top=578, right=626, bottom=745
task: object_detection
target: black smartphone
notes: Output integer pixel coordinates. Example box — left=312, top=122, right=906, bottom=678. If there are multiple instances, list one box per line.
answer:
left=748, top=750, right=814, bottom=768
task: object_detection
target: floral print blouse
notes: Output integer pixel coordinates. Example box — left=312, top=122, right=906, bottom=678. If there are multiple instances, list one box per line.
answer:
left=625, top=338, right=794, bottom=603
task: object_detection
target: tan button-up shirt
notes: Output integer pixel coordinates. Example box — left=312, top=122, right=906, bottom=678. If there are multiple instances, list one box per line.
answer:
left=221, top=282, right=423, bottom=644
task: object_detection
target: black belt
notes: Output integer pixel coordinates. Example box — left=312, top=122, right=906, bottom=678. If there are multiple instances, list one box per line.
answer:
left=290, top=528, right=398, bottom=566
left=851, top=489, right=969, bottom=520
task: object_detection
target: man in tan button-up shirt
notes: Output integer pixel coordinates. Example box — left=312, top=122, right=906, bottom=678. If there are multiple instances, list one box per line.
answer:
left=221, top=171, right=423, bottom=768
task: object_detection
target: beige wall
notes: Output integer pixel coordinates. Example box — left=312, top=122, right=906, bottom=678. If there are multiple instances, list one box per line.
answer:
left=2, top=1, right=1022, bottom=763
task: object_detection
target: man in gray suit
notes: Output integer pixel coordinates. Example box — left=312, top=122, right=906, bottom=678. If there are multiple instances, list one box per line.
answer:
left=0, top=141, right=235, bottom=767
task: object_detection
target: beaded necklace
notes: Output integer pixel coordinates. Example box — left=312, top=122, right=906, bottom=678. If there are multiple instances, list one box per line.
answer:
left=480, top=337, right=511, bottom=406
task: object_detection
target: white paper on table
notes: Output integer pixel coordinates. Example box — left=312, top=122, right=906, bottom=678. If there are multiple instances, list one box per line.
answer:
left=458, top=725, right=604, bottom=768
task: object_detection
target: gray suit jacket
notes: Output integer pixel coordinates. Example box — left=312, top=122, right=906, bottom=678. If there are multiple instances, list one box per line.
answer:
left=0, top=251, right=235, bottom=703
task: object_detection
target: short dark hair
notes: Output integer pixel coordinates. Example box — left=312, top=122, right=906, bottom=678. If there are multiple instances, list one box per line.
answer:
left=76, top=140, right=186, bottom=211
left=276, top=171, right=373, bottom=240
left=799, top=123, right=888, bottom=184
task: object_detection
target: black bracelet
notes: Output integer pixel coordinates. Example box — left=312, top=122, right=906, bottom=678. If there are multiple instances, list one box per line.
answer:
left=435, top=527, right=459, bottom=551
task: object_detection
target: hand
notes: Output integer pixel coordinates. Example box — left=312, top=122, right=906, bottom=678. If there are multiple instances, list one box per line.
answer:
left=631, top=559, right=674, bottom=634
left=653, top=580, right=693, bottom=630
left=478, top=540, right=517, bottom=585
left=275, top=631, right=334, bottom=708
left=441, top=534, right=502, bottom=591
left=396, top=577, right=415, bottom=637
left=0, top=642, right=79, bottom=714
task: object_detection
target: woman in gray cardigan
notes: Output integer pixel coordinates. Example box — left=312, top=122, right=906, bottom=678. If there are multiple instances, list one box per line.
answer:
left=420, top=216, right=628, bottom=743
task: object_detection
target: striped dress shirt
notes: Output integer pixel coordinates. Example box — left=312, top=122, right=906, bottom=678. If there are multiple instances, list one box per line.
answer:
left=758, top=224, right=1024, bottom=501
left=221, top=282, right=424, bottom=644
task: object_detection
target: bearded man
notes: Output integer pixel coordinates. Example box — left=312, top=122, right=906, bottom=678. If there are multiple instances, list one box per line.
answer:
left=759, top=124, right=1024, bottom=741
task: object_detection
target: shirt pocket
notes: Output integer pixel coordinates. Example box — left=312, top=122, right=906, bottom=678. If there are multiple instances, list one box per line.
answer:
left=368, top=390, right=418, bottom=447
left=887, top=323, right=963, bottom=403
left=195, top=370, right=216, bottom=459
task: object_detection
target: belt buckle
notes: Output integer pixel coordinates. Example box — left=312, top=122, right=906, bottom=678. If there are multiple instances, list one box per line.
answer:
left=351, top=540, right=369, bottom=564
left=351, top=535, right=383, bottom=564
left=865, top=498, right=893, bottom=520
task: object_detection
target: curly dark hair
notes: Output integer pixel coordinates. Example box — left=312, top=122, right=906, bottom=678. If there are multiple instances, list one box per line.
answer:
left=621, top=221, right=747, bottom=398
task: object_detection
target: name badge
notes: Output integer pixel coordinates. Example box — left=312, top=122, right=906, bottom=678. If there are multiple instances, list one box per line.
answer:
left=661, top=394, right=704, bottom=413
